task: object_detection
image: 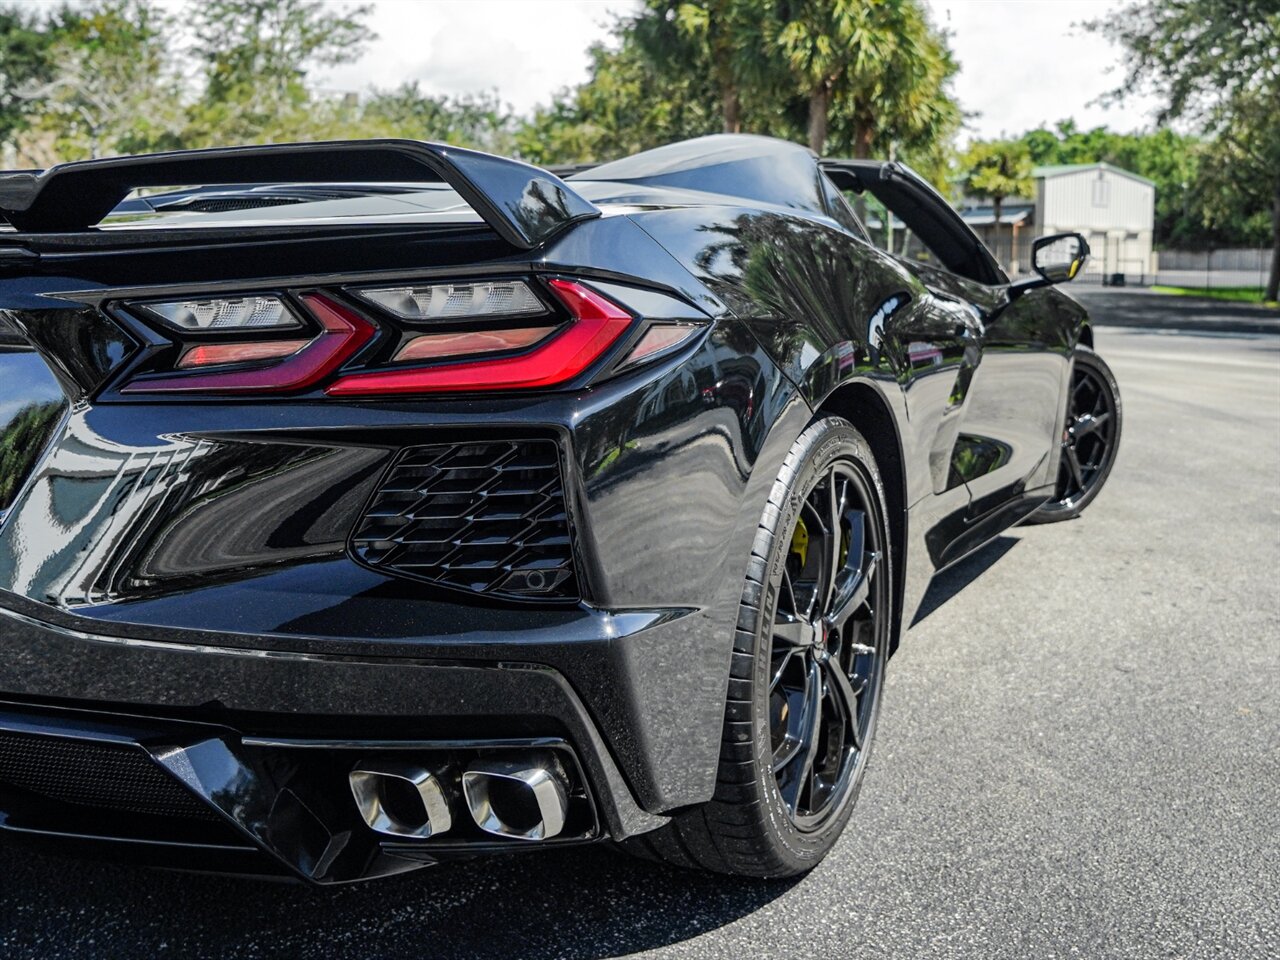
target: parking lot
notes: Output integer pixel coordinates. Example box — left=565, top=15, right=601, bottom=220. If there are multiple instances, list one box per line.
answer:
left=1, top=293, right=1277, bottom=959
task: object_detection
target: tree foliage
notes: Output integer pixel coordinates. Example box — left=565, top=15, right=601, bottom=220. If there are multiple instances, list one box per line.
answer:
left=1085, top=0, right=1280, bottom=296
left=515, top=24, right=723, bottom=166
left=0, top=6, right=56, bottom=149
left=960, top=138, right=1033, bottom=227
left=518, top=0, right=959, bottom=185
left=767, top=0, right=960, bottom=159
left=185, top=0, right=374, bottom=146
left=0, top=0, right=1266, bottom=275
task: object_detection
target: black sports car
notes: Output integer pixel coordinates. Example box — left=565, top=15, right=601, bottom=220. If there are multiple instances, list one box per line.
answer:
left=0, top=135, right=1120, bottom=883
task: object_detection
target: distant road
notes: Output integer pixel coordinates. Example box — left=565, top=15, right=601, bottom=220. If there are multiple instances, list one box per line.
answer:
left=1071, top=286, right=1279, bottom=335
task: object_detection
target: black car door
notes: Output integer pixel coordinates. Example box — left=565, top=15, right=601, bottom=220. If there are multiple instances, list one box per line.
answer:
left=823, top=160, right=1067, bottom=563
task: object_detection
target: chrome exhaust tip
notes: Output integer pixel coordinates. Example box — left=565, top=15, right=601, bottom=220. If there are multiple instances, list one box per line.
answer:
left=349, top=759, right=452, bottom=839
left=461, top=752, right=569, bottom=841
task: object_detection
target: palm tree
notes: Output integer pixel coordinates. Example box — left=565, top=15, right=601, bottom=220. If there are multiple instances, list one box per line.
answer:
left=961, top=139, right=1034, bottom=267
left=633, top=0, right=761, bottom=134
left=771, top=0, right=956, bottom=157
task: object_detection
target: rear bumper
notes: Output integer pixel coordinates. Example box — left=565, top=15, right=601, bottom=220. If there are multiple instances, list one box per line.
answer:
left=0, top=598, right=685, bottom=882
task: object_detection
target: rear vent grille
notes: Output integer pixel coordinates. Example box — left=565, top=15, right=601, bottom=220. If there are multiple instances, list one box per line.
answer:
left=351, top=439, right=577, bottom=600
left=0, top=731, right=220, bottom=822
left=154, top=195, right=306, bottom=213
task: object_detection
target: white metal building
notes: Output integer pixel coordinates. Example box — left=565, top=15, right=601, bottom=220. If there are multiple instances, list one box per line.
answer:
left=1032, top=163, right=1155, bottom=282
left=958, top=162, right=1156, bottom=282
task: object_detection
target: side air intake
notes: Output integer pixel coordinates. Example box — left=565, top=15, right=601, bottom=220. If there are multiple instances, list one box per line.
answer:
left=350, top=439, right=578, bottom=600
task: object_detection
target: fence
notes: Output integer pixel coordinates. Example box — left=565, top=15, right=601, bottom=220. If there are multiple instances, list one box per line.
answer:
left=1152, top=248, right=1274, bottom=290
left=987, top=240, right=1273, bottom=290
left=984, top=237, right=1151, bottom=284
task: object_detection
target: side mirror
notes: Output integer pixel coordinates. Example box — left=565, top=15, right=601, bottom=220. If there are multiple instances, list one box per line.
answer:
left=1009, top=232, right=1090, bottom=299
left=1032, top=232, right=1089, bottom=283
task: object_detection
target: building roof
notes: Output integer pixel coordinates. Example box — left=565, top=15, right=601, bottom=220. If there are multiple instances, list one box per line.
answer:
left=1031, top=162, right=1155, bottom=188
left=958, top=204, right=1032, bottom=227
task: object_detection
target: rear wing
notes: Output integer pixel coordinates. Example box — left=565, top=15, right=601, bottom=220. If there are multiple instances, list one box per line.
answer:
left=0, top=139, right=600, bottom=250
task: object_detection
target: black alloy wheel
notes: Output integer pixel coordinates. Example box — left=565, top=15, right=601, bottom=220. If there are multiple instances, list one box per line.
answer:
left=768, top=459, right=885, bottom=831
left=624, top=418, right=891, bottom=876
left=1029, top=345, right=1122, bottom=523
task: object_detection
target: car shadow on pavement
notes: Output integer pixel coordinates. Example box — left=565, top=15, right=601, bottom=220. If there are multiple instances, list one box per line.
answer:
left=0, top=840, right=800, bottom=958
left=910, top=534, right=1020, bottom=627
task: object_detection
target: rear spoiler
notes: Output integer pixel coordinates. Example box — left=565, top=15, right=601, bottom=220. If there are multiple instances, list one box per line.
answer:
left=0, top=139, right=600, bottom=249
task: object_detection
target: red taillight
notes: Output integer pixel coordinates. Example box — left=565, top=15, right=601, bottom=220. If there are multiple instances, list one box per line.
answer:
left=325, top=279, right=632, bottom=396
left=177, top=338, right=311, bottom=369
left=392, top=325, right=558, bottom=362
left=122, top=294, right=375, bottom=394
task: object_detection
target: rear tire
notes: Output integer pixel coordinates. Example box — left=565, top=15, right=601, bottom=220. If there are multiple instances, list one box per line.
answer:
left=1028, top=345, right=1122, bottom=524
left=625, top=417, right=893, bottom=876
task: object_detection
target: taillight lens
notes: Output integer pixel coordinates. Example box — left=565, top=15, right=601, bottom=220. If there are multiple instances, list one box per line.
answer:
left=392, top=326, right=558, bottom=362
left=325, top=279, right=632, bottom=396
left=116, top=277, right=704, bottom=398
left=619, top=322, right=703, bottom=368
left=122, top=294, right=375, bottom=394
left=177, top=339, right=311, bottom=369
left=355, top=280, right=545, bottom=320
left=143, top=295, right=303, bottom=332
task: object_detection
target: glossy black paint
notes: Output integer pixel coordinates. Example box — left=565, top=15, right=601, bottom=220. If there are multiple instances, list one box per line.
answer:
left=0, top=134, right=1095, bottom=881
left=0, top=139, right=600, bottom=247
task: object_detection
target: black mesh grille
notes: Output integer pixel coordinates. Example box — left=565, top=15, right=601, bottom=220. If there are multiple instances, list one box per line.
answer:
left=0, top=731, right=220, bottom=822
left=351, top=439, right=577, bottom=599
left=155, top=195, right=306, bottom=213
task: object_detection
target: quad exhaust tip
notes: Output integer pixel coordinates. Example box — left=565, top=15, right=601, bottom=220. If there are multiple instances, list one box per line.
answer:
left=349, top=759, right=452, bottom=839
left=462, top=752, right=569, bottom=841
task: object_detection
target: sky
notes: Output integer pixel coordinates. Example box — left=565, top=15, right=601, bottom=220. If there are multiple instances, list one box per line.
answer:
left=315, top=0, right=1166, bottom=141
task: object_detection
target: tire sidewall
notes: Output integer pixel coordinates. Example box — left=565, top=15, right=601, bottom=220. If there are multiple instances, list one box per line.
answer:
left=1033, top=345, right=1123, bottom=522
left=748, top=418, right=891, bottom=869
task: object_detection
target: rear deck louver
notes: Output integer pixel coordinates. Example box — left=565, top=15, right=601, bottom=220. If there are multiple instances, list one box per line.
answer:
left=351, top=439, right=577, bottom=600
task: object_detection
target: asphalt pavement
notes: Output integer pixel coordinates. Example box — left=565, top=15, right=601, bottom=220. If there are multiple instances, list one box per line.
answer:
left=2, top=296, right=1278, bottom=959
left=1071, top=286, right=1280, bottom=335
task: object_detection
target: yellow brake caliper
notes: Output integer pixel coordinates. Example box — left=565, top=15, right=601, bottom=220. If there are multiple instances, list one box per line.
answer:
left=790, top=516, right=809, bottom=568
left=789, top=515, right=849, bottom=571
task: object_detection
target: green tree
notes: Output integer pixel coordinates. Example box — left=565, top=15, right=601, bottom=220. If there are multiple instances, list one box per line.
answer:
left=1087, top=0, right=1280, bottom=298
left=960, top=138, right=1033, bottom=253
left=768, top=0, right=959, bottom=158
left=0, top=6, right=57, bottom=157
left=186, top=0, right=374, bottom=146
left=360, top=85, right=516, bottom=153
left=514, top=23, right=722, bottom=165
left=23, top=0, right=182, bottom=160
left=1006, top=121, right=1211, bottom=248
left=632, top=1, right=764, bottom=133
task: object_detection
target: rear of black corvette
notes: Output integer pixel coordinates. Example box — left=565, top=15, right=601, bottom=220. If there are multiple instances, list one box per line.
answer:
left=0, top=138, right=831, bottom=883
left=0, top=136, right=1108, bottom=884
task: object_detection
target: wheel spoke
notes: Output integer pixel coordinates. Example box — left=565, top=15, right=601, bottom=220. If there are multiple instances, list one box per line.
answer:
left=769, top=647, right=799, bottom=693
left=826, top=660, right=864, bottom=752
left=781, top=567, right=799, bottom=620
left=774, top=610, right=813, bottom=647
left=817, top=470, right=844, bottom=615
left=793, top=659, right=824, bottom=802
left=1090, top=382, right=1108, bottom=416
left=828, top=550, right=877, bottom=629
left=1072, top=374, right=1090, bottom=405
left=770, top=674, right=808, bottom=772
left=777, top=659, right=823, bottom=808
left=1065, top=446, right=1085, bottom=490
